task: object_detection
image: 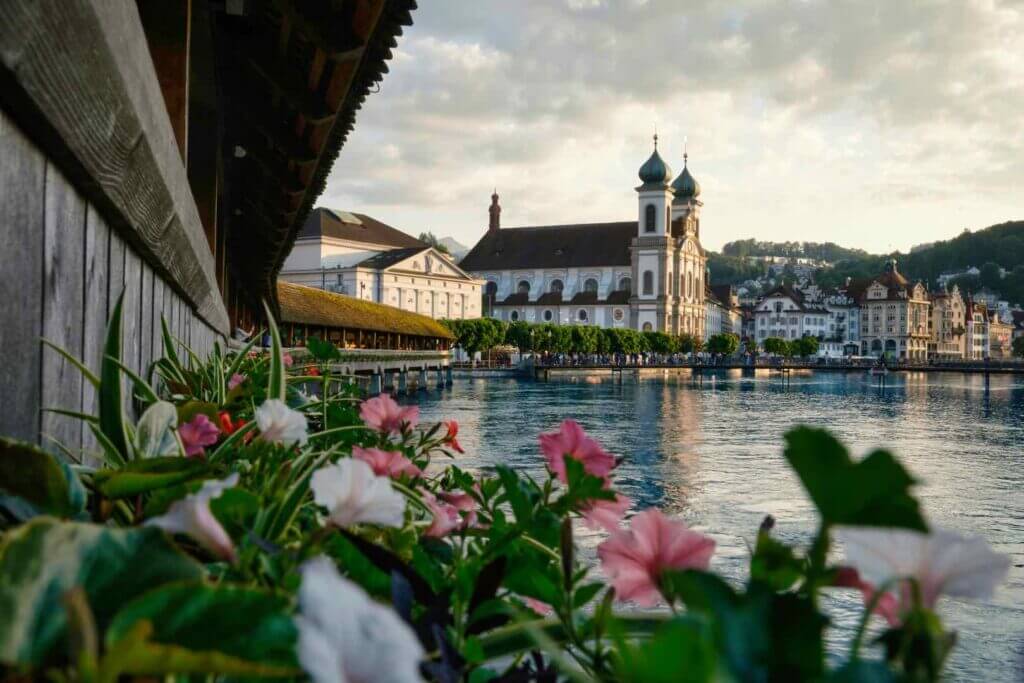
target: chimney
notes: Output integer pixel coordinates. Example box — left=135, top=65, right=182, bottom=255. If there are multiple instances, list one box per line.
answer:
left=488, top=189, right=501, bottom=232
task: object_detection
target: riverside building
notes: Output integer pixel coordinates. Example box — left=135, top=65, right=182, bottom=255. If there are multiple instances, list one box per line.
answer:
left=460, top=138, right=708, bottom=336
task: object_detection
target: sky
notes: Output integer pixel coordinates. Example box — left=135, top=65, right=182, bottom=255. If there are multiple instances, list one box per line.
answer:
left=319, top=0, right=1024, bottom=254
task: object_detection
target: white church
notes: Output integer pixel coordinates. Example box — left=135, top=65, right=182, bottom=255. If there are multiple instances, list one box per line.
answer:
left=460, top=138, right=709, bottom=337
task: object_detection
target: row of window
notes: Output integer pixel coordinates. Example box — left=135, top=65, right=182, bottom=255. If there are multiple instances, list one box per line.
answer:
left=639, top=270, right=702, bottom=297
left=506, top=308, right=627, bottom=323
left=493, top=277, right=631, bottom=297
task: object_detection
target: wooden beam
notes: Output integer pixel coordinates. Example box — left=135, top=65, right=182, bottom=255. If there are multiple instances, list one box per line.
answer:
left=269, top=0, right=363, bottom=58
left=137, top=0, right=192, bottom=165
left=228, top=44, right=336, bottom=123
left=187, top=0, right=219, bottom=256
left=0, top=0, right=229, bottom=334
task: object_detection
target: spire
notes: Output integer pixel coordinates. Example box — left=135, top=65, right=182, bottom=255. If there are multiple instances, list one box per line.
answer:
left=488, top=190, right=501, bottom=232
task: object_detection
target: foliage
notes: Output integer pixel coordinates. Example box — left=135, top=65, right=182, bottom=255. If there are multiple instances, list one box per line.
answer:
left=441, top=317, right=507, bottom=356
left=762, top=336, right=791, bottom=356
left=0, top=303, right=1004, bottom=682
left=417, top=231, right=450, bottom=255
left=790, top=336, right=820, bottom=358
left=706, top=332, right=740, bottom=356
left=1013, top=336, right=1024, bottom=358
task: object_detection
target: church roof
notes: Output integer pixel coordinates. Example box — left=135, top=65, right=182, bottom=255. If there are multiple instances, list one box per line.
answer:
left=355, top=246, right=429, bottom=269
left=298, top=208, right=426, bottom=249
left=459, top=221, right=636, bottom=271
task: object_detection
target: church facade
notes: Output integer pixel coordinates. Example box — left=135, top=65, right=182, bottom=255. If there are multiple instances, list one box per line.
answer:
left=459, top=140, right=708, bottom=336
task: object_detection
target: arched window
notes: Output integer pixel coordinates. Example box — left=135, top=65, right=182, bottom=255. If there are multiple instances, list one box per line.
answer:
left=578, top=309, right=588, bottom=322
left=666, top=206, right=672, bottom=234
left=642, top=322, right=653, bottom=331
left=618, top=276, right=632, bottom=292
left=510, top=310, right=519, bottom=321
left=644, top=204, right=656, bottom=232
left=584, top=278, right=599, bottom=293
left=686, top=272, right=693, bottom=299
left=680, top=274, right=685, bottom=298
left=642, top=270, right=654, bottom=296
left=543, top=309, right=554, bottom=322
left=517, top=280, right=530, bottom=295
left=667, top=271, right=673, bottom=295
left=485, top=281, right=498, bottom=296
left=550, top=279, right=564, bottom=293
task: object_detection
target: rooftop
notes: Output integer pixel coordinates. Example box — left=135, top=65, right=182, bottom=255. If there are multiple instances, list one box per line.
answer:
left=460, top=221, right=636, bottom=271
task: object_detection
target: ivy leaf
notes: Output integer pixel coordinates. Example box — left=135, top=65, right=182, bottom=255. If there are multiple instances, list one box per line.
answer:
left=0, top=437, right=86, bottom=522
left=103, top=582, right=298, bottom=678
left=783, top=427, right=926, bottom=531
left=0, top=518, right=202, bottom=666
left=667, top=570, right=828, bottom=681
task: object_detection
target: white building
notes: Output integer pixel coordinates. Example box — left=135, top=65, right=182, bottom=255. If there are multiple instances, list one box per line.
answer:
left=461, top=139, right=708, bottom=335
left=966, top=301, right=990, bottom=360
left=279, top=208, right=484, bottom=320
left=753, top=285, right=831, bottom=345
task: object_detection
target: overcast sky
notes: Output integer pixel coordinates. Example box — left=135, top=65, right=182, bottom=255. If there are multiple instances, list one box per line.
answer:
left=319, top=0, right=1024, bottom=254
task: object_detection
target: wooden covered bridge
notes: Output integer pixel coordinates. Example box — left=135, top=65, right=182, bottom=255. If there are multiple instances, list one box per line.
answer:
left=0, top=0, right=418, bottom=452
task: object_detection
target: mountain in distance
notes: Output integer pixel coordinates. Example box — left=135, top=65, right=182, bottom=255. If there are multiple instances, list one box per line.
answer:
left=708, top=219, right=1024, bottom=305
left=438, top=236, right=469, bottom=260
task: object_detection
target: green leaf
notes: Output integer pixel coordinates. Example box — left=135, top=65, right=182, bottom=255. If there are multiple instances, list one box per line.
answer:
left=103, top=582, right=298, bottom=678
left=783, top=427, right=927, bottom=531
left=667, top=570, right=828, bottom=681
left=612, top=615, right=719, bottom=683
left=99, top=292, right=129, bottom=465
left=306, top=336, right=340, bottom=362
left=0, top=518, right=202, bottom=666
left=133, top=401, right=181, bottom=459
left=750, top=532, right=805, bottom=592
left=92, top=457, right=209, bottom=499
left=262, top=300, right=286, bottom=402
left=160, top=315, right=185, bottom=380
left=0, top=437, right=86, bottom=521
left=210, top=488, right=261, bottom=540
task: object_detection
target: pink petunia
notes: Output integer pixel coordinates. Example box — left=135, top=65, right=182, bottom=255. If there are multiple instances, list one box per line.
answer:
left=522, top=596, right=554, bottom=616
left=581, top=491, right=632, bottom=533
left=597, top=509, right=715, bottom=607
left=228, top=373, right=246, bottom=391
left=438, top=489, right=478, bottom=529
left=443, top=420, right=465, bottom=453
left=359, top=394, right=419, bottom=435
left=832, top=567, right=902, bottom=626
left=282, top=352, right=294, bottom=368
left=178, top=413, right=220, bottom=458
left=422, top=492, right=462, bottom=538
left=539, top=419, right=615, bottom=483
left=352, top=446, right=423, bottom=479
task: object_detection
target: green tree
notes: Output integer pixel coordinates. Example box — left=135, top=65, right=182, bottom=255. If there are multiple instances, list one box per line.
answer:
left=763, top=337, right=790, bottom=356
left=504, top=321, right=534, bottom=352
left=644, top=331, right=676, bottom=354
left=570, top=325, right=601, bottom=354
left=979, top=262, right=1002, bottom=290
left=676, top=333, right=700, bottom=354
left=791, top=336, right=820, bottom=358
left=417, top=231, right=450, bottom=254
left=706, top=332, right=740, bottom=356
left=1013, top=336, right=1024, bottom=359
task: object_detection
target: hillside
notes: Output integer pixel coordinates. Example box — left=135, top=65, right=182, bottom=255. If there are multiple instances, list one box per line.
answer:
left=710, top=220, right=1024, bottom=305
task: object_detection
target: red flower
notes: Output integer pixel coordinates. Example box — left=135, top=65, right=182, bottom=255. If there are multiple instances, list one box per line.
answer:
left=217, top=411, right=253, bottom=444
left=443, top=420, right=465, bottom=453
left=307, top=366, right=321, bottom=377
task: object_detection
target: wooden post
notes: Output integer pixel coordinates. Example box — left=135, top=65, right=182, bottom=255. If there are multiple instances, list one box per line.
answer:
left=137, top=0, right=192, bottom=164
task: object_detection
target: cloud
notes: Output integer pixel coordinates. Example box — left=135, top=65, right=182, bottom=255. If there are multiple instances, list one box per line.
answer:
left=320, top=0, right=1024, bottom=253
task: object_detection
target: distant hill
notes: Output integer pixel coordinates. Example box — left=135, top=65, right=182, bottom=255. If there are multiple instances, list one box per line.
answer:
left=438, top=236, right=469, bottom=260
left=710, top=220, right=1024, bottom=305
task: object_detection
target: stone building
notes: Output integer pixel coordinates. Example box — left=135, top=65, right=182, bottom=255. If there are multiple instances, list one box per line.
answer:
left=460, top=138, right=707, bottom=336
left=851, top=260, right=931, bottom=360
left=988, top=314, right=1014, bottom=360
left=279, top=208, right=484, bottom=321
left=928, top=286, right=966, bottom=359
left=966, top=301, right=991, bottom=360
left=753, top=285, right=831, bottom=345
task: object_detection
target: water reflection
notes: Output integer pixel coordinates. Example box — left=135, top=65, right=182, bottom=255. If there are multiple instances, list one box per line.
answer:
left=406, top=370, right=1024, bottom=681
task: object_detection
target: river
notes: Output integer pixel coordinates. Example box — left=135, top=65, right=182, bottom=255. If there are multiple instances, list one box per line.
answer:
left=405, top=369, right=1024, bottom=681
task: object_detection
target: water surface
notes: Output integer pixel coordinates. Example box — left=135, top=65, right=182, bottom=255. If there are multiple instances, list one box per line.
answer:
left=406, top=369, right=1024, bottom=680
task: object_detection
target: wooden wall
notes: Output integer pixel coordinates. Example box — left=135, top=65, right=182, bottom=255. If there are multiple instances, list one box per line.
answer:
left=0, top=109, right=219, bottom=462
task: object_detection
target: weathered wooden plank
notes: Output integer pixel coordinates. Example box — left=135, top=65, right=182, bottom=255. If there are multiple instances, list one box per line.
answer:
left=122, top=247, right=142, bottom=417
left=81, top=204, right=110, bottom=454
left=108, top=232, right=126, bottom=319
left=151, top=276, right=164, bottom=361
left=0, top=111, right=46, bottom=443
left=0, top=0, right=229, bottom=335
left=139, top=261, right=153, bottom=376
left=41, top=161, right=87, bottom=458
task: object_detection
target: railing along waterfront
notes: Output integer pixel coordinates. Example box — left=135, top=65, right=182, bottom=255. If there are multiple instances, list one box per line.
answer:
left=530, top=356, right=1024, bottom=374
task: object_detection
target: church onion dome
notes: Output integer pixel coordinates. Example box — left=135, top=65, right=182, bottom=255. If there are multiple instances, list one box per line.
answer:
left=638, top=147, right=673, bottom=186
left=671, top=156, right=700, bottom=200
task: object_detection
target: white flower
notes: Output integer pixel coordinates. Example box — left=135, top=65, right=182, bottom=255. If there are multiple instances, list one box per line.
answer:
left=147, top=473, right=239, bottom=562
left=310, top=459, right=406, bottom=528
left=838, top=526, right=1011, bottom=608
left=296, top=556, right=425, bottom=683
left=256, top=399, right=308, bottom=447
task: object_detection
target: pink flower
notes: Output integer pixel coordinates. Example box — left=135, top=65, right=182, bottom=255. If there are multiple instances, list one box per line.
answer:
left=597, top=509, right=715, bottom=607
left=581, top=491, right=632, bottom=532
left=147, top=474, right=239, bottom=563
left=422, top=492, right=462, bottom=538
left=178, top=414, right=220, bottom=458
left=832, top=567, right=902, bottom=626
left=359, top=394, right=419, bottom=435
left=539, top=419, right=615, bottom=483
left=522, top=596, right=554, bottom=616
left=438, top=489, right=478, bottom=529
left=837, top=527, right=1010, bottom=624
left=443, top=420, right=465, bottom=453
left=283, top=352, right=294, bottom=367
left=228, top=373, right=246, bottom=391
left=352, top=446, right=423, bottom=479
